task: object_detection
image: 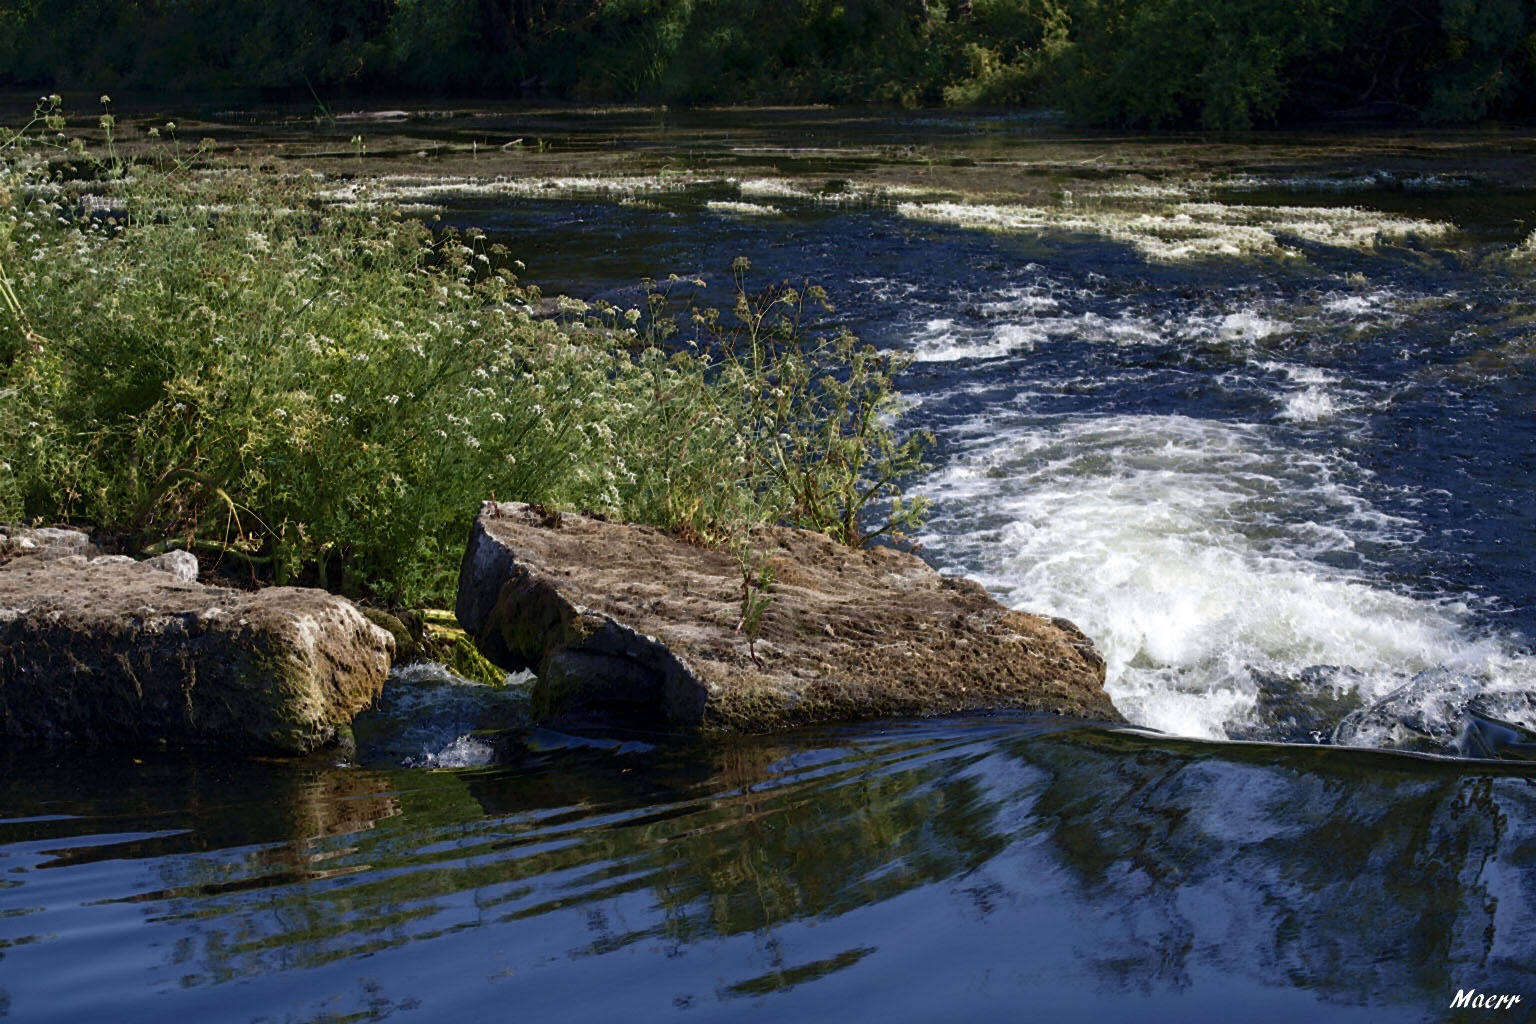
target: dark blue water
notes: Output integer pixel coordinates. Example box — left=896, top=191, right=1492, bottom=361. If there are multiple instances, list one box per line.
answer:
left=5, top=719, right=1534, bottom=1023
left=454, top=188, right=1535, bottom=634
left=442, top=177, right=1536, bottom=748
left=6, top=116, right=1536, bottom=1021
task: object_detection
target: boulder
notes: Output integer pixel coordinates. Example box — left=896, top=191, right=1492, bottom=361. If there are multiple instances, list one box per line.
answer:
left=0, top=546, right=393, bottom=754
left=0, top=525, right=100, bottom=562
left=457, top=501, right=1122, bottom=732
left=144, top=548, right=201, bottom=582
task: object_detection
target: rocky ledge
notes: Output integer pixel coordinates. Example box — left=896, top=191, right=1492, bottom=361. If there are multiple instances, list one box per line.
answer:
left=457, top=502, right=1122, bottom=731
left=0, top=528, right=393, bottom=754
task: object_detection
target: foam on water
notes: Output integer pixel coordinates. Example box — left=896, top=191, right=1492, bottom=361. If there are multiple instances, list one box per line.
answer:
left=909, top=316, right=1043, bottom=362
left=355, top=664, right=532, bottom=768
left=904, top=299, right=1270, bottom=364
left=1278, top=387, right=1341, bottom=422
left=408, top=734, right=498, bottom=769
left=918, top=412, right=1532, bottom=742
left=1266, top=363, right=1347, bottom=423
left=1223, top=171, right=1474, bottom=192
left=1217, top=311, right=1286, bottom=343
left=900, top=274, right=1177, bottom=363
left=1322, top=290, right=1389, bottom=317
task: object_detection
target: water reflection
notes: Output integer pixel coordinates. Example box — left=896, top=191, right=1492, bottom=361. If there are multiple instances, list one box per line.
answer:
left=2, top=723, right=1533, bottom=1022
left=1014, top=731, right=1536, bottom=1006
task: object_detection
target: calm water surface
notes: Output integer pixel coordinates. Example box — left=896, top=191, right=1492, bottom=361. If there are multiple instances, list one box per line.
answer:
left=4, top=109, right=1536, bottom=1022
left=6, top=721, right=1534, bottom=1023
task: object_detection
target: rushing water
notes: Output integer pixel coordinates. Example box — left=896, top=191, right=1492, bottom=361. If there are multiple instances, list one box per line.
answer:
left=431, top=136, right=1536, bottom=755
left=4, top=110, right=1536, bottom=1021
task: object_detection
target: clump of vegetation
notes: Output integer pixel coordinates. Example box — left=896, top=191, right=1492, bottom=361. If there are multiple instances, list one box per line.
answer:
left=607, top=259, right=931, bottom=549
left=0, top=99, right=929, bottom=606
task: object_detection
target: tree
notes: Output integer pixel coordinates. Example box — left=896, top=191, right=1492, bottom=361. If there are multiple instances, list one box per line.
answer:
left=1051, top=0, right=1348, bottom=129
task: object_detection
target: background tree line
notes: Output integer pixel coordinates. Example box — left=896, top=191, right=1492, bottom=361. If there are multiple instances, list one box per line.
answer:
left=2, top=0, right=1533, bottom=128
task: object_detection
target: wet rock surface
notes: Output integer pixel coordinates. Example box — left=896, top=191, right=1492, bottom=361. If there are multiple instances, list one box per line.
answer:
left=456, top=501, right=1122, bottom=732
left=1333, top=668, right=1536, bottom=759
left=1, top=530, right=393, bottom=754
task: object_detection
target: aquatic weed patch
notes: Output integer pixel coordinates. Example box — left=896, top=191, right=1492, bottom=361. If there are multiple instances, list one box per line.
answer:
left=894, top=192, right=1458, bottom=262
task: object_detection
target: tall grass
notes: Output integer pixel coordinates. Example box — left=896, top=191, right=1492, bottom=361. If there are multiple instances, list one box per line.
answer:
left=0, top=102, right=929, bottom=606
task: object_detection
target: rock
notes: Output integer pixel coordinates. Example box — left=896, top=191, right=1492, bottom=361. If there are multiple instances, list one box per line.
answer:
left=144, top=548, right=200, bottom=582
left=1459, top=700, right=1536, bottom=761
left=0, top=528, right=197, bottom=581
left=361, top=606, right=509, bottom=687
left=456, top=501, right=1122, bottom=732
left=407, top=608, right=509, bottom=687
left=1331, top=670, right=1477, bottom=754
left=0, top=525, right=100, bottom=562
left=361, top=606, right=417, bottom=659
left=0, top=551, right=393, bottom=754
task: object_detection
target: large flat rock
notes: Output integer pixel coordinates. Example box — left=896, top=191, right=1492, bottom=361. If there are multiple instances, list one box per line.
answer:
left=457, top=502, right=1122, bottom=731
left=0, top=544, right=393, bottom=754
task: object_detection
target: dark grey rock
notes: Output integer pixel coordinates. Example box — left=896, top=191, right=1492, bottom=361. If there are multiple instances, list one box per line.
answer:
left=456, top=501, right=1121, bottom=732
left=1332, top=668, right=1536, bottom=759
left=0, top=552, right=393, bottom=754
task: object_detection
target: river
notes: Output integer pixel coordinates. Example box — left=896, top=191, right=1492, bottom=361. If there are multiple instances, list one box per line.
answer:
left=3, top=107, right=1535, bottom=1021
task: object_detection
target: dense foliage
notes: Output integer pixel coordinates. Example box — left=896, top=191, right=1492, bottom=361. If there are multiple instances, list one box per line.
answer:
left=0, top=101, right=928, bottom=604
left=4, top=0, right=1535, bottom=127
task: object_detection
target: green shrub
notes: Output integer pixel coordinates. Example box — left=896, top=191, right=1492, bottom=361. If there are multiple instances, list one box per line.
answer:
left=681, top=259, right=931, bottom=547
left=4, top=178, right=595, bottom=600
left=1048, top=0, right=1346, bottom=129
left=1, top=105, right=929, bottom=605
left=534, top=260, right=932, bottom=549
